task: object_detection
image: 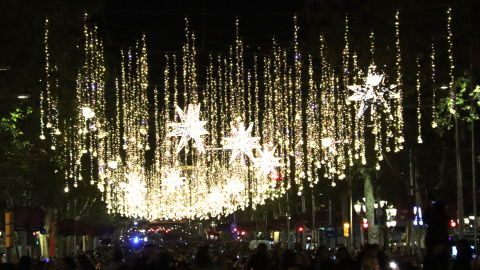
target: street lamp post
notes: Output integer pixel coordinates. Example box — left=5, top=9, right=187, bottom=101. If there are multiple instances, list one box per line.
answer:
left=355, top=199, right=397, bottom=248
left=354, top=201, right=366, bottom=245
left=349, top=177, right=354, bottom=252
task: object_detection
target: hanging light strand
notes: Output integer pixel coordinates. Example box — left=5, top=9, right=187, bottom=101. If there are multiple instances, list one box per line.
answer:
left=394, top=9, right=404, bottom=152
left=447, top=7, right=455, bottom=114
left=431, top=38, right=437, bottom=128
left=417, top=57, right=423, bottom=143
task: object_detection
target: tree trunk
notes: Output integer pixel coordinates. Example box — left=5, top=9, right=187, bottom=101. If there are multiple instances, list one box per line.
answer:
left=341, top=193, right=349, bottom=246
left=39, top=208, right=55, bottom=259
left=455, top=117, right=464, bottom=239
left=365, top=174, right=379, bottom=244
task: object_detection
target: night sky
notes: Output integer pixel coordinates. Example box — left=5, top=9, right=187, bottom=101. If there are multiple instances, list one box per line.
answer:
left=95, top=0, right=301, bottom=52
left=91, top=0, right=303, bottom=89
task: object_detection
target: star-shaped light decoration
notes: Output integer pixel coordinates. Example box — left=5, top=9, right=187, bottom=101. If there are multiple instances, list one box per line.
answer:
left=168, top=104, right=209, bottom=154
left=223, top=122, right=261, bottom=164
left=348, top=69, right=399, bottom=119
left=253, top=145, right=281, bottom=176
left=161, top=168, right=185, bottom=193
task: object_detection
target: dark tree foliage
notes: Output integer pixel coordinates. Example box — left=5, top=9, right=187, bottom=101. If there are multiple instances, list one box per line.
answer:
left=0, top=108, right=34, bottom=201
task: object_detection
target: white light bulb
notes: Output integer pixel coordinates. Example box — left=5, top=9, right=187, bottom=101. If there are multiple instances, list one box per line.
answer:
left=81, top=107, right=95, bottom=118
left=108, top=161, right=118, bottom=169
left=321, top=138, right=333, bottom=147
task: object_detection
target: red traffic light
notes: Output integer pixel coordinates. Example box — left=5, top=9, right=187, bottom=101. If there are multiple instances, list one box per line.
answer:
left=298, top=227, right=304, bottom=232
left=241, top=231, right=246, bottom=236
left=450, top=221, right=457, bottom=228
left=362, top=222, right=369, bottom=229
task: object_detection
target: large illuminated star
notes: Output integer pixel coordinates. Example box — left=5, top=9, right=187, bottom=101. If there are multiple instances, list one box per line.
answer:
left=161, top=168, right=185, bottom=193
left=348, top=71, right=399, bottom=119
left=223, top=122, right=261, bottom=164
left=168, top=104, right=209, bottom=154
left=254, top=145, right=281, bottom=176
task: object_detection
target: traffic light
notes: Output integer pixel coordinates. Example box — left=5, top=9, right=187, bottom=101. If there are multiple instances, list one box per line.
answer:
left=343, top=223, right=350, bottom=237
left=362, top=221, right=369, bottom=229
left=298, top=227, right=304, bottom=232
left=27, top=231, right=37, bottom=246
left=450, top=220, right=457, bottom=228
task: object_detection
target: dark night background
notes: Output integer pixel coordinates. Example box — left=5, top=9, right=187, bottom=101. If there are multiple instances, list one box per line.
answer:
left=92, top=0, right=303, bottom=90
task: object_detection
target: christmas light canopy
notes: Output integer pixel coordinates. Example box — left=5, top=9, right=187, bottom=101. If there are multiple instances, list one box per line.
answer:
left=39, top=13, right=412, bottom=220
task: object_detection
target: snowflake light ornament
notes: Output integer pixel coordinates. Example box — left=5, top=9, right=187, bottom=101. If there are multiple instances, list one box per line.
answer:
left=168, top=104, right=209, bottom=154
left=223, top=122, right=261, bottom=164
left=348, top=70, right=399, bottom=119
left=254, top=145, right=281, bottom=176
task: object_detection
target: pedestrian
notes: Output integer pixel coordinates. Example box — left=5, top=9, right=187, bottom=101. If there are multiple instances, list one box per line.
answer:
left=314, top=246, right=335, bottom=270
left=61, top=256, right=77, bottom=270
left=453, top=239, right=473, bottom=270
left=105, top=250, right=127, bottom=270
left=34, top=261, right=48, bottom=270
left=15, top=256, right=32, bottom=270
left=358, top=245, right=380, bottom=270
left=193, top=245, right=215, bottom=270
left=246, top=243, right=271, bottom=270
left=132, top=243, right=157, bottom=270
left=283, top=249, right=300, bottom=270
left=77, top=254, right=95, bottom=270
left=422, top=201, right=450, bottom=270
left=335, top=247, right=356, bottom=270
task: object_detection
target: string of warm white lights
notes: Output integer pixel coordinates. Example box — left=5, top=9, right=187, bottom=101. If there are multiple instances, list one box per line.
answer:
left=446, top=7, right=455, bottom=114
left=306, top=55, right=318, bottom=187
left=431, top=38, right=437, bottom=128
left=40, top=18, right=48, bottom=141
left=38, top=9, right=468, bottom=219
left=393, top=9, right=404, bottom=152
left=293, top=14, right=304, bottom=194
left=417, top=57, right=423, bottom=144
left=366, top=33, right=380, bottom=170
left=343, top=14, right=354, bottom=173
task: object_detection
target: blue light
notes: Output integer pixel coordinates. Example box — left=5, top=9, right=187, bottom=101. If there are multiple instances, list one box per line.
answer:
left=133, top=236, right=139, bottom=244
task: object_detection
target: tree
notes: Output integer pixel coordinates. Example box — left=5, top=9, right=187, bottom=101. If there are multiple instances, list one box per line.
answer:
left=432, top=76, right=480, bottom=239
left=0, top=108, right=34, bottom=203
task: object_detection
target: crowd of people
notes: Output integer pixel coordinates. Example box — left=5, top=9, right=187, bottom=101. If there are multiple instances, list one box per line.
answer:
left=1, top=239, right=479, bottom=270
